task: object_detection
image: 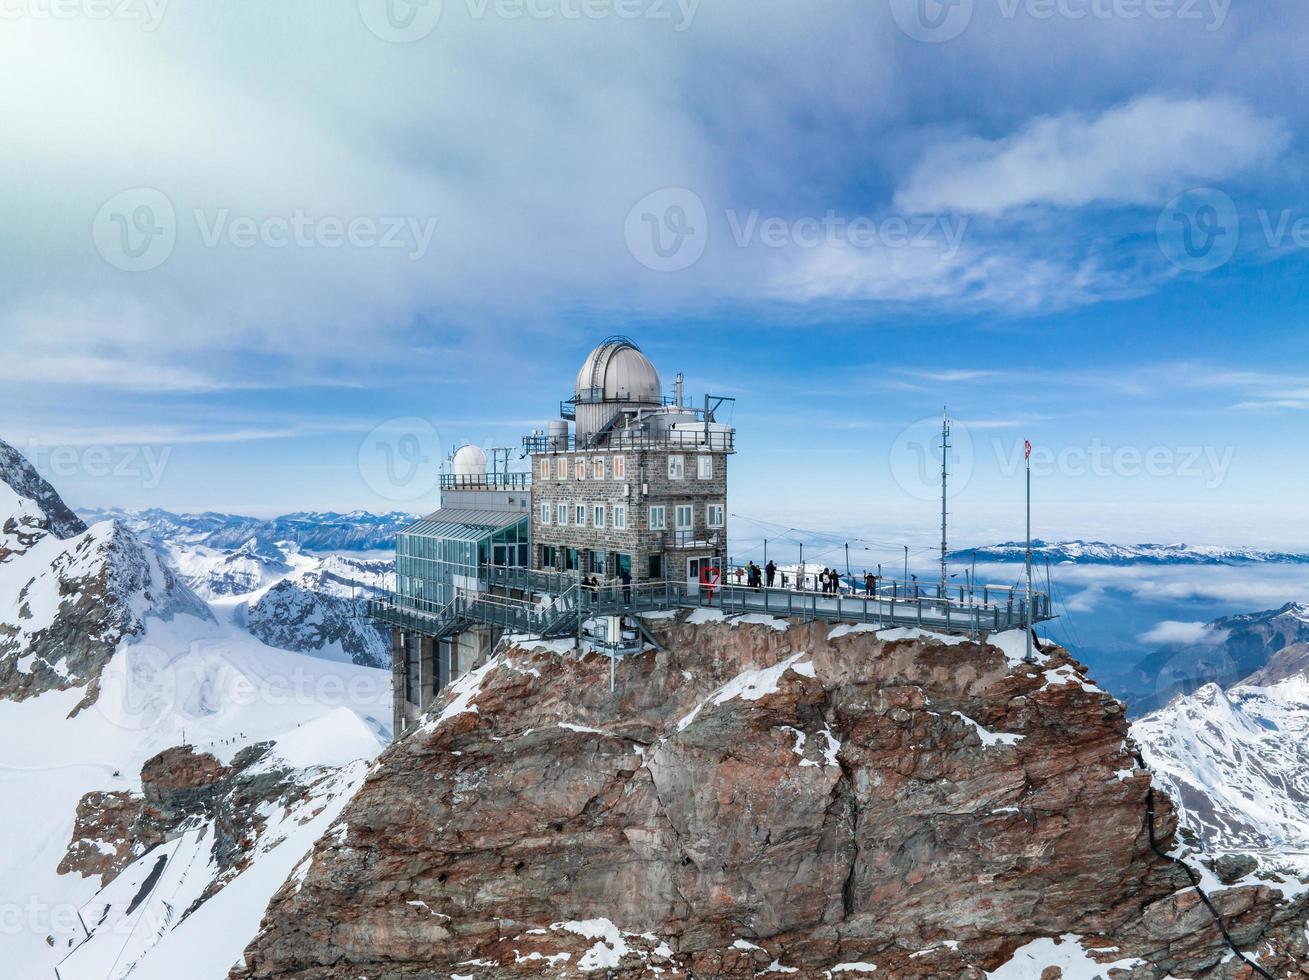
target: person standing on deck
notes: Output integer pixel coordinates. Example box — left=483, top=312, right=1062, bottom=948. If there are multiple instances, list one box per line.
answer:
left=864, top=571, right=875, bottom=597
left=765, top=560, right=776, bottom=588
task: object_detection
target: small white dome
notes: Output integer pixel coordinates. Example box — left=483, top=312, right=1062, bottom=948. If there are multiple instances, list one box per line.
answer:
left=451, top=444, right=487, bottom=477
left=575, top=336, right=662, bottom=404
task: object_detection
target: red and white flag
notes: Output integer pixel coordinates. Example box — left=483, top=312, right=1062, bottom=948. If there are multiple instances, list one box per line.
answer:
left=1024, top=439, right=1032, bottom=460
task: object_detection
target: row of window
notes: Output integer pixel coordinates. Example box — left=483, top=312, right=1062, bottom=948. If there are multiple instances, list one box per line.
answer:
left=538, top=502, right=724, bottom=529
left=536, top=454, right=715, bottom=482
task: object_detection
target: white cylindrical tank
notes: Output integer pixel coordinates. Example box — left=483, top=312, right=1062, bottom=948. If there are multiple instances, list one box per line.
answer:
left=547, top=420, right=569, bottom=451
left=452, top=444, right=487, bottom=478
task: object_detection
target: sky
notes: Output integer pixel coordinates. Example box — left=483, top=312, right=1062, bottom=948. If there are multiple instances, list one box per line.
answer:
left=4, top=0, right=1309, bottom=551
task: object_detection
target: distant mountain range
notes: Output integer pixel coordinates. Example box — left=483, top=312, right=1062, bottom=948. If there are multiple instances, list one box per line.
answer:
left=79, top=507, right=417, bottom=553
left=954, top=539, right=1309, bottom=565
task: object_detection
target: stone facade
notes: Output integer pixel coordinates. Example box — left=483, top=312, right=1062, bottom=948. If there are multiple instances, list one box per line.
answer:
left=529, top=446, right=728, bottom=582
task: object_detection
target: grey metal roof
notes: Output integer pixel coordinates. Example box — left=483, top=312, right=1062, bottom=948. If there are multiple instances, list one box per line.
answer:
left=399, top=507, right=527, bottom=542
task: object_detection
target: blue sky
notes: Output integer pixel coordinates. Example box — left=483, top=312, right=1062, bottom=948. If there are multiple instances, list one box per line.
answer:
left=4, top=0, right=1309, bottom=550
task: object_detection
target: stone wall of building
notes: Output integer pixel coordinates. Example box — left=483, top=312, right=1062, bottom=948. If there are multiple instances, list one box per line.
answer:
left=529, top=447, right=728, bottom=581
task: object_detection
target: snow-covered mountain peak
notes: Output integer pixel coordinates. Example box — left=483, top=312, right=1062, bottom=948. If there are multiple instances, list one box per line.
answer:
left=0, top=436, right=87, bottom=557
left=1134, top=672, right=1309, bottom=868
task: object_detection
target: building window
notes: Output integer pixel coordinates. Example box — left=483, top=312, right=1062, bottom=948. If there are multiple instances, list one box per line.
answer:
left=592, top=457, right=604, bottom=480
left=613, top=504, right=626, bottom=529
left=555, top=457, right=567, bottom=479
left=697, top=455, right=713, bottom=479
left=649, top=505, right=666, bottom=530
left=668, top=455, right=684, bottom=480
left=575, top=458, right=586, bottom=480
left=538, top=458, right=551, bottom=480
left=575, top=504, right=586, bottom=525
left=613, top=455, right=626, bottom=479
left=675, top=504, right=693, bottom=530
left=707, top=504, right=724, bottom=527
left=540, top=502, right=551, bottom=524
left=593, top=504, right=605, bottom=527
left=557, top=503, right=568, bottom=524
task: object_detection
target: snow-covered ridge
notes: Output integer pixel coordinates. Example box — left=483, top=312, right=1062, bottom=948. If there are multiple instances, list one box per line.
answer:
left=0, top=437, right=87, bottom=542
left=956, top=539, right=1309, bottom=565
left=1133, top=674, right=1309, bottom=873
left=81, top=507, right=416, bottom=553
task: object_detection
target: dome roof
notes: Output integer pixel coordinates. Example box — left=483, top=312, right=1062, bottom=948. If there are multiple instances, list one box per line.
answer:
left=451, top=444, right=487, bottom=477
left=575, top=336, right=662, bottom=404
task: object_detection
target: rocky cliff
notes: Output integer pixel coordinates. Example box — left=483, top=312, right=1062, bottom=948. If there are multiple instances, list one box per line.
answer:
left=232, top=614, right=1309, bottom=979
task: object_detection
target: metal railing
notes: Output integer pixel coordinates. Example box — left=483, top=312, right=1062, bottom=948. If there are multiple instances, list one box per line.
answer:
left=369, top=573, right=1053, bottom=642
left=439, top=472, right=531, bottom=489
left=523, top=429, right=735, bottom=454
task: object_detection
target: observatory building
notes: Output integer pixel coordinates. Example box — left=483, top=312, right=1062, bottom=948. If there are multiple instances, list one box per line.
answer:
left=374, top=334, right=1054, bottom=741
left=524, top=336, right=734, bottom=587
left=381, top=336, right=734, bottom=735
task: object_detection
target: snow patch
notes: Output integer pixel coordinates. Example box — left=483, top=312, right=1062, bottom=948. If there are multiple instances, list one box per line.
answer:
left=985, top=934, right=1145, bottom=979
left=951, top=710, right=1024, bottom=748
left=676, top=652, right=813, bottom=732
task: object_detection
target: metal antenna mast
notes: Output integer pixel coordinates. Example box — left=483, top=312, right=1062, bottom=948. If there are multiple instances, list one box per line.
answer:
left=940, top=407, right=950, bottom=596
left=1024, top=438, right=1035, bottom=663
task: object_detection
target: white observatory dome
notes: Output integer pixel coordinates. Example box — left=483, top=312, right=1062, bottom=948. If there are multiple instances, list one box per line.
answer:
left=575, top=336, right=662, bottom=404
left=451, top=444, right=487, bottom=477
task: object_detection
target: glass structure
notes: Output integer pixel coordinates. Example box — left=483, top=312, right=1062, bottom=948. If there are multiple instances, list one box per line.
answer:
left=395, top=509, right=530, bottom=613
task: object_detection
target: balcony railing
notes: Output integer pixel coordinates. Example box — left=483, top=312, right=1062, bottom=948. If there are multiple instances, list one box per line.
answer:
left=439, top=472, right=532, bottom=489
left=524, top=428, right=734, bottom=454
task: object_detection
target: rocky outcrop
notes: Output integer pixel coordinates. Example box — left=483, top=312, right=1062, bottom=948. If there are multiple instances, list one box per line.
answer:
left=59, top=744, right=305, bottom=904
left=232, top=616, right=1309, bottom=978
left=57, top=790, right=143, bottom=885
left=243, top=556, right=393, bottom=668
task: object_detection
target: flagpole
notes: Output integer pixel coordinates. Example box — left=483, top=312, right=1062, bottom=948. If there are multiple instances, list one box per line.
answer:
left=1024, top=439, right=1034, bottom=663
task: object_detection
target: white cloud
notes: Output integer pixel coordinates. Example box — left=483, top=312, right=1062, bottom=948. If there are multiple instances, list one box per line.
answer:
left=895, top=95, right=1288, bottom=216
left=1138, top=620, right=1231, bottom=646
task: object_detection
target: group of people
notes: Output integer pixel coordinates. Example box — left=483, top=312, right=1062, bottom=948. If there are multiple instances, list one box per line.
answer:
left=727, top=562, right=881, bottom=597
left=735, top=559, right=784, bottom=589
left=581, top=566, right=633, bottom=602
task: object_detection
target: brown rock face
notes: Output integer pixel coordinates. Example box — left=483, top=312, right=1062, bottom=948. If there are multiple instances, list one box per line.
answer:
left=57, top=790, right=145, bottom=885
left=232, top=616, right=1309, bottom=978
